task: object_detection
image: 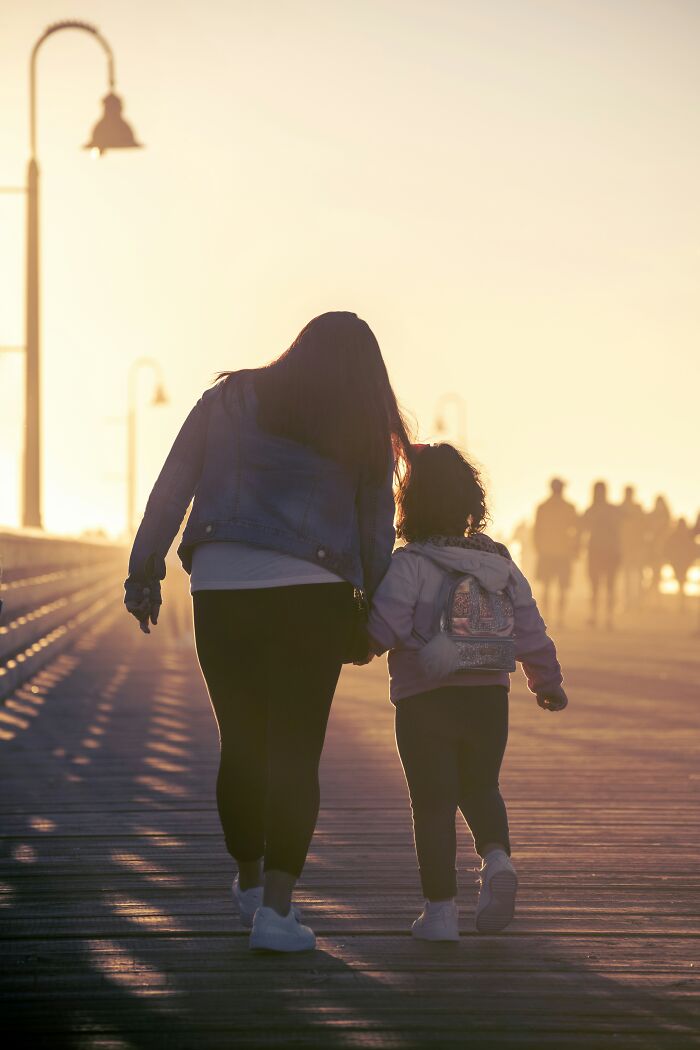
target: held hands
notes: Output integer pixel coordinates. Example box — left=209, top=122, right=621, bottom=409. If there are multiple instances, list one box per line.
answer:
left=536, top=684, right=569, bottom=712
left=353, top=653, right=375, bottom=667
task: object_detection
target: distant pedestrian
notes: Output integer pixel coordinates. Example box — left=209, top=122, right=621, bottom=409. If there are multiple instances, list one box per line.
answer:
left=619, top=485, right=646, bottom=609
left=368, top=444, right=567, bottom=942
left=511, top=518, right=536, bottom=579
left=580, top=481, right=621, bottom=629
left=644, top=496, right=672, bottom=601
left=665, top=518, right=698, bottom=610
left=533, top=478, right=578, bottom=628
left=125, top=312, right=411, bottom=953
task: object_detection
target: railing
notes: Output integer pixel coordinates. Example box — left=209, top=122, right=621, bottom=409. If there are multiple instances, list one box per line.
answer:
left=0, top=529, right=126, bottom=701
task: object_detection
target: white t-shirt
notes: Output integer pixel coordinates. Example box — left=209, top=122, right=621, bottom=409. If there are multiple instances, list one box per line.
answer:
left=189, top=541, right=345, bottom=593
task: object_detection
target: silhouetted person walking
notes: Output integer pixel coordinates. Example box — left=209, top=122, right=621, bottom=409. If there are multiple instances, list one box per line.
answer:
left=533, top=478, right=578, bottom=628
left=644, top=496, right=671, bottom=602
left=619, top=485, right=645, bottom=609
left=511, top=518, right=536, bottom=579
left=125, top=312, right=411, bottom=952
left=581, top=481, right=621, bottom=629
left=665, top=518, right=697, bottom=611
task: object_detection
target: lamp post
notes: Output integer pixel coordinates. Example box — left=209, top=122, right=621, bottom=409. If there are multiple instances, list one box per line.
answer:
left=127, top=358, right=168, bottom=536
left=20, top=20, right=142, bottom=529
left=434, top=392, right=467, bottom=449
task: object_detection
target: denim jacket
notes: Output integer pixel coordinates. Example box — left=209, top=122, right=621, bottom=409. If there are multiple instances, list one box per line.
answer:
left=126, top=372, right=396, bottom=603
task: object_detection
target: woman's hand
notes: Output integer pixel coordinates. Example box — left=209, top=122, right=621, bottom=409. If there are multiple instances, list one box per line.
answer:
left=125, top=584, right=161, bottom=634
left=124, top=555, right=165, bottom=635
left=536, top=685, right=569, bottom=712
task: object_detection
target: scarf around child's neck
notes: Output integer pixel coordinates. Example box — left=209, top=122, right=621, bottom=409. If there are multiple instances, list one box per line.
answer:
left=423, top=533, right=512, bottom=561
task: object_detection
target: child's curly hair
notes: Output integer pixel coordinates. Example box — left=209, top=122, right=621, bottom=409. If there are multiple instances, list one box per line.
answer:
left=395, top=443, right=488, bottom=542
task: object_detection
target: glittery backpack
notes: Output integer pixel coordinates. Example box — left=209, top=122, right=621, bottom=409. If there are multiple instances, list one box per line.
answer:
left=418, top=569, right=516, bottom=678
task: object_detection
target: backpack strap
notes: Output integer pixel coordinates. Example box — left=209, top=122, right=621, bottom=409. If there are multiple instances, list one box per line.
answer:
left=398, top=545, right=467, bottom=644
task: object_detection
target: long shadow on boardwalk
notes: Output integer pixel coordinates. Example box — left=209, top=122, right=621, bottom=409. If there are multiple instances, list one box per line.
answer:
left=3, top=927, right=699, bottom=1048
left=1, top=613, right=698, bottom=1048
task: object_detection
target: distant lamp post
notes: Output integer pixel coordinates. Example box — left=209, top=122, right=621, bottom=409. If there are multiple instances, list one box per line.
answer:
left=128, top=358, right=168, bottom=536
left=20, top=20, right=142, bottom=529
left=434, top=392, right=467, bottom=449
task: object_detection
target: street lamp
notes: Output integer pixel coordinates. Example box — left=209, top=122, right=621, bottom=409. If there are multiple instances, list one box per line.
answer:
left=127, top=358, right=168, bottom=536
left=21, top=20, right=142, bottom=529
left=434, top=392, right=467, bottom=449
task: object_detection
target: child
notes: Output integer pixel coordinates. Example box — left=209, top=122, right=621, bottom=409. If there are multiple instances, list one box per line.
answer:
left=368, top=444, right=568, bottom=941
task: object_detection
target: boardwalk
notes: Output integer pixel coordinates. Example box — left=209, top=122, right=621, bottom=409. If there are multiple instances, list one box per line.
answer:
left=1, top=598, right=699, bottom=1048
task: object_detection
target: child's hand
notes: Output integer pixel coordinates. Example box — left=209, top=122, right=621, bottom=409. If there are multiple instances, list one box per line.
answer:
left=536, top=685, right=568, bottom=712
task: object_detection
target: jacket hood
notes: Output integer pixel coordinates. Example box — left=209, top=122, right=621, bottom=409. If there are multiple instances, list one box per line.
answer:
left=404, top=541, right=515, bottom=593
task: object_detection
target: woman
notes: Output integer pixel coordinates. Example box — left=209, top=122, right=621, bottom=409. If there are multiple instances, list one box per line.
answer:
left=125, top=311, right=411, bottom=952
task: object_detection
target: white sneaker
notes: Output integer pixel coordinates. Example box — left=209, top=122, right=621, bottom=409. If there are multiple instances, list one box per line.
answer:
left=232, top=876, right=303, bottom=928
left=411, top=899, right=459, bottom=942
left=232, top=876, right=263, bottom=928
left=249, top=905, right=316, bottom=953
left=475, top=852, right=518, bottom=933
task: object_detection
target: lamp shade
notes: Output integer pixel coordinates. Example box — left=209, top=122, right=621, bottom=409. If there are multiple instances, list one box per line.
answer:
left=152, top=383, right=168, bottom=406
left=84, top=92, right=142, bottom=155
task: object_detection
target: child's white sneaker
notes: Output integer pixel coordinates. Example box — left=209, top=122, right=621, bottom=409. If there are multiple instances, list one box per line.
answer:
left=249, top=905, right=316, bottom=953
left=475, top=851, right=518, bottom=933
left=411, top=899, right=459, bottom=941
left=232, top=876, right=263, bottom=928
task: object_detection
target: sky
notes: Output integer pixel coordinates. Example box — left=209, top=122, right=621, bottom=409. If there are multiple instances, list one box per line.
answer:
left=1, top=0, right=698, bottom=539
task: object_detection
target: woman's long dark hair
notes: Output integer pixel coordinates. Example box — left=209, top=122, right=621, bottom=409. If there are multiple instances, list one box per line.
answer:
left=219, top=312, right=412, bottom=482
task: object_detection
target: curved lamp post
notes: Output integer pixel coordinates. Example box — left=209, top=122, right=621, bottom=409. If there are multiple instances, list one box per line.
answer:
left=127, top=358, right=168, bottom=536
left=434, top=392, right=467, bottom=449
left=23, top=20, right=142, bottom=528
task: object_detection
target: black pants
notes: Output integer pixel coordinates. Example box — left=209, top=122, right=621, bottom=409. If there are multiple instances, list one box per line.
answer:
left=395, top=685, right=511, bottom=901
left=193, top=584, right=354, bottom=877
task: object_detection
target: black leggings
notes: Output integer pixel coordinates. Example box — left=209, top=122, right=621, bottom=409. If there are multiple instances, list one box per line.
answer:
left=395, top=685, right=510, bottom=901
left=193, top=584, right=354, bottom=877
